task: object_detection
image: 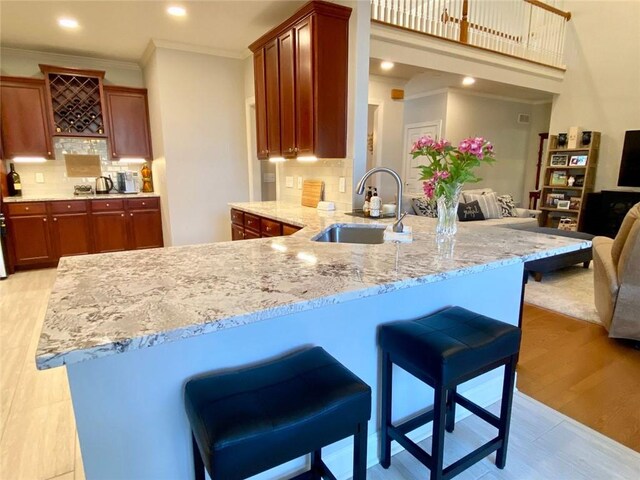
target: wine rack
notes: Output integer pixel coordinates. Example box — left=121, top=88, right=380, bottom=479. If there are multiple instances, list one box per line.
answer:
left=40, top=65, right=107, bottom=137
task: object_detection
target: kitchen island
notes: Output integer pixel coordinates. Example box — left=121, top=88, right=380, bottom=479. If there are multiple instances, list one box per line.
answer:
left=37, top=201, right=590, bottom=479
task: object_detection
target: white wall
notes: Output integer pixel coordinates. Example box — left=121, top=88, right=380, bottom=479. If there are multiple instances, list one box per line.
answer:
left=445, top=91, right=538, bottom=203
left=0, top=47, right=143, bottom=87
left=143, top=46, right=249, bottom=246
left=549, top=0, right=640, bottom=191
left=368, top=76, right=405, bottom=201
left=403, top=91, right=448, bottom=131
left=522, top=103, right=552, bottom=204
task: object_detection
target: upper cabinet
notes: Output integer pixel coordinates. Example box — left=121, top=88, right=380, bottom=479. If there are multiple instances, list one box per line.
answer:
left=249, top=1, right=351, bottom=161
left=0, top=77, right=53, bottom=159
left=40, top=65, right=107, bottom=137
left=104, top=86, right=153, bottom=160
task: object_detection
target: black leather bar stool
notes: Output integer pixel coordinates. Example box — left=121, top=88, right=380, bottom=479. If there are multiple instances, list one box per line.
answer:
left=184, top=347, right=371, bottom=480
left=379, top=306, right=521, bottom=480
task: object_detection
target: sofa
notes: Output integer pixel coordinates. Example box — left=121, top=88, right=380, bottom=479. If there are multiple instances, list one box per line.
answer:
left=402, top=188, right=541, bottom=230
left=592, top=202, right=640, bottom=341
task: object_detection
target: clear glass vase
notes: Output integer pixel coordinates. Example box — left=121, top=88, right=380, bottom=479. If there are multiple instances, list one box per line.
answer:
left=436, top=184, right=462, bottom=237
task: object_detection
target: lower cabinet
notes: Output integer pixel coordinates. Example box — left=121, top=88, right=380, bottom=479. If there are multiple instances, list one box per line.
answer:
left=4, top=197, right=163, bottom=270
left=230, top=208, right=301, bottom=241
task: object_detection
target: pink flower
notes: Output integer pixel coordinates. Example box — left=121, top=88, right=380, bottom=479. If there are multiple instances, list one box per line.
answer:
left=433, top=171, right=449, bottom=180
left=423, top=180, right=435, bottom=198
left=458, top=140, right=471, bottom=153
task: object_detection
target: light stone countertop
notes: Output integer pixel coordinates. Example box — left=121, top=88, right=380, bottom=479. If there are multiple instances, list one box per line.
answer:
left=3, top=193, right=160, bottom=203
left=36, top=200, right=591, bottom=370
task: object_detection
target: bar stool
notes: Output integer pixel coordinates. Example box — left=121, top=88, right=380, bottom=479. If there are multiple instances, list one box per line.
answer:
left=379, top=306, right=521, bottom=480
left=184, top=346, right=371, bottom=480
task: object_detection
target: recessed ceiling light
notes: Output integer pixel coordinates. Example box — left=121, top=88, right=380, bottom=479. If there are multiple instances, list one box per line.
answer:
left=167, top=5, right=187, bottom=17
left=58, top=17, right=79, bottom=29
left=380, top=61, right=395, bottom=71
left=462, top=76, right=476, bottom=86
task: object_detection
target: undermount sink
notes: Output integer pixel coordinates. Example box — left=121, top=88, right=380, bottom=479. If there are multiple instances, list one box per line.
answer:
left=312, top=224, right=386, bottom=244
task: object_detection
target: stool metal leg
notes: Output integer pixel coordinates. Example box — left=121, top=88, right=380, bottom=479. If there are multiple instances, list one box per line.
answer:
left=380, top=351, right=392, bottom=468
left=192, top=433, right=205, bottom=480
left=353, top=421, right=368, bottom=480
left=430, top=384, right=448, bottom=480
left=310, top=449, right=322, bottom=480
left=496, top=356, right=517, bottom=469
left=445, top=387, right=457, bottom=433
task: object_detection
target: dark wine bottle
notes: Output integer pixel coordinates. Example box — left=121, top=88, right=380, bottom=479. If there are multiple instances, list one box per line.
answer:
left=7, top=163, right=22, bottom=197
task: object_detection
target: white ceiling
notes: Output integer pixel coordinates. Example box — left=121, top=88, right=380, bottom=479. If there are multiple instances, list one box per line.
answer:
left=369, top=58, right=554, bottom=103
left=0, top=1, right=306, bottom=62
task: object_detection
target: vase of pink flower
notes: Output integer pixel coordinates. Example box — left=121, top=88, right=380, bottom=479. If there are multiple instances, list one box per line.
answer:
left=411, top=136, right=495, bottom=237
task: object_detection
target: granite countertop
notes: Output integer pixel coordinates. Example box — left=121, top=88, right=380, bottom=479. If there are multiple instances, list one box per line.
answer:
left=36, top=201, right=591, bottom=370
left=3, top=193, right=160, bottom=203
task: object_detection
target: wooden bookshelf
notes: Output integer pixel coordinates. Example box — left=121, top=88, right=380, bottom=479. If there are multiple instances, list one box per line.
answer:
left=540, top=131, right=600, bottom=231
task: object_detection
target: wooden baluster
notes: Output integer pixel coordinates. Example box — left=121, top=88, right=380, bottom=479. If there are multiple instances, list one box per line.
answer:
left=460, top=0, right=469, bottom=43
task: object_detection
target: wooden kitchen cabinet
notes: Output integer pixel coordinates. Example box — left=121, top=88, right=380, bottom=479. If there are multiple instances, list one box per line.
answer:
left=127, top=198, right=163, bottom=249
left=104, top=86, right=153, bottom=160
left=4, top=197, right=163, bottom=271
left=264, top=39, right=282, bottom=158
left=249, top=1, right=350, bottom=160
left=5, top=202, right=54, bottom=266
left=253, top=50, right=269, bottom=160
left=230, top=208, right=302, bottom=241
left=49, top=201, right=92, bottom=258
left=0, top=77, right=53, bottom=159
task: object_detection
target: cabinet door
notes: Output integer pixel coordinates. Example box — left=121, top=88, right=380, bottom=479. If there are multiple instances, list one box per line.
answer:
left=264, top=39, right=282, bottom=158
left=279, top=29, right=296, bottom=158
left=8, top=215, right=53, bottom=265
left=231, top=224, right=245, bottom=241
left=128, top=210, right=163, bottom=250
left=104, top=86, right=153, bottom=159
left=253, top=50, right=269, bottom=160
left=50, top=213, right=92, bottom=258
left=295, top=17, right=314, bottom=156
left=0, top=77, right=52, bottom=159
left=244, top=229, right=261, bottom=240
left=92, top=212, right=128, bottom=253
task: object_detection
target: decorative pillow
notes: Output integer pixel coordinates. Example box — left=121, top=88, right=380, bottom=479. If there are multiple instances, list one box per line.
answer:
left=497, top=194, right=518, bottom=217
left=463, top=192, right=502, bottom=219
left=412, top=197, right=438, bottom=217
left=457, top=201, right=485, bottom=221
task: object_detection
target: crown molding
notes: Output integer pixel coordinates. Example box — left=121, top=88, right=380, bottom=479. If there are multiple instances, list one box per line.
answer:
left=404, top=88, right=449, bottom=101
left=369, top=74, right=409, bottom=86
left=142, top=39, right=245, bottom=64
left=0, top=47, right=141, bottom=71
left=447, top=87, right=552, bottom=105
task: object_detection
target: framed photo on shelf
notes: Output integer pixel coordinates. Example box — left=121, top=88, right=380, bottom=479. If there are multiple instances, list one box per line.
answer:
left=574, top=175, right=585, bottom=187
left=550, top=154, right=569, bottom=166
left=569, top=198, right=582, bottom=210
left=558, top=217, right=578, bottom=231
left=546, top=193, right=565, bottom=207
left=550, top=170, right=568, bottom=186
left=557, top=200, right=571, bottom=210
left=569, top=155, right=588, bottom=166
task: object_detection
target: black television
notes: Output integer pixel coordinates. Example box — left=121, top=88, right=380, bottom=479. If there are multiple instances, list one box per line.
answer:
left=618, top=130, right=640, bottom=187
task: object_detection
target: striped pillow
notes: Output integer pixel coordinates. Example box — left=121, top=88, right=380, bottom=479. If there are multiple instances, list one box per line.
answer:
left=463, top=192, right=503, bottom=219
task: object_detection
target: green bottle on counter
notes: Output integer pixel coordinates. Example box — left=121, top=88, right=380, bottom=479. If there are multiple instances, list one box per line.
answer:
left=7, top=163, right=22, bottom=197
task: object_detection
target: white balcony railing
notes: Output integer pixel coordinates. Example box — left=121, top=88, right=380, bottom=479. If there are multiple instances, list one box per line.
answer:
left=371, top=0, right=571, bottom=68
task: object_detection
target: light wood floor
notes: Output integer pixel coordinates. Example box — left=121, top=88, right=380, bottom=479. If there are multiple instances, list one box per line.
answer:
left=1, top=270, right=639, bottom=480
left=517, top=304, right=640, bottom=452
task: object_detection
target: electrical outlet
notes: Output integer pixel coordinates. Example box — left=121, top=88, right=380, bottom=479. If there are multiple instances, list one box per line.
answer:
left=339, top=177, right=346, bottom=193
left=35, top=172, right=45, bottom=183
left=285, top=176, right=294, bottom=188
left=297, top=176, right=303, bottom=189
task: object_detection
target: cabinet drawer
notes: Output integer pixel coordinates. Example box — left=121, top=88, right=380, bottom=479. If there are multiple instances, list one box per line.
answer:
left=7, top=202, right=46, bottom=216
left=92, top=199, right=125, bottom=212
left=230, top=208, right=244, bottom=226
left=283, top=224, right=301, bottom=236
left=244, top=229, right=261, bottom=239
left=244, top=213, right=261, bottom=232
left=49, top=200, right=87, bottom=214
left=127, top=197, right=159, bottom=210
left=261, top=218, right=282, bottom=236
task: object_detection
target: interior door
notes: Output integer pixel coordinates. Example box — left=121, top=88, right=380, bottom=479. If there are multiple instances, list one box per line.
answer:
left=403, top=121, right=442, bottom=195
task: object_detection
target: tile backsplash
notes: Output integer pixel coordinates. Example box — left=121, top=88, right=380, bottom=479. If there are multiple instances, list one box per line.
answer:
left=4, top=137, right=148, bottom=197
left=276, top=158, right=353, bottom=211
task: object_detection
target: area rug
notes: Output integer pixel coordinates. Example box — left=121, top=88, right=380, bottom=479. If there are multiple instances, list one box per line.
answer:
left=524, top=264, right=602, bottom=325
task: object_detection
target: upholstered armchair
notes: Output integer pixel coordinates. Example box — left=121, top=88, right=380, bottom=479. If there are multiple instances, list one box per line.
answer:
left=592, top=203, right=640, bottom=341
